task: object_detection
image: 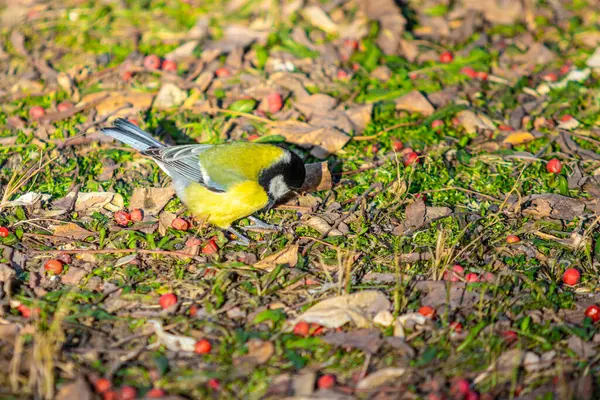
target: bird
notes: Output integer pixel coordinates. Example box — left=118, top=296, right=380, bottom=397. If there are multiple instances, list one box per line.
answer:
left=101, top=118, right=306, bottom=244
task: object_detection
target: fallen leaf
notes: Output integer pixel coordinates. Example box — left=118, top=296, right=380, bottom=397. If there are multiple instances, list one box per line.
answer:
left=292, top=290, right=391, bottom=329
left=294, top=94, right=337, bottom=119
left=301, top=6, right=338, bottom=34
left=300, top=162, right=332, bottom=192
left=53, top=223, right=96, bottom=240
left=586, top=47, right=600, bottom=68
left=395, top=91, right=435, bottom=116
left=414, top=281, right=491, bottom=310
left=503, top=131, right=536, bottom=145
left=61, top=267, right=88, bottom=285
left=205, top=25, right=267, bottom=53
left=79, top=91, right=154, bottom=117
left=302, top=215, right=347, bottom=236
left=521, top=194, right=585, bottom=221
left=292, top=369, right=316, bottom=396
left=0, top=322, right=20, bottom=344
left=165, top=41, right=199, bottom=61
left=130, top=187, right=175, bottom=216
left=235, top=338, right=275, bottom=365
left=1, top=192, right=50, bottom=208
left=158, top=212, right=177, bottom=236
left=455, top=110, right=496, bottom=133
left=345, top=104, right=373, bottom=134
left=56, top=377, right=92, bottom=400
left=568, top=335, right=595, bottom=359
left=356, top=368, right=406, bottom=390
left=322, top=328, right=382, bottom=353
left=254, top=245, right=299, bottom=271
left=148, top=320, right=196, bottom=352
left=359, top=0, right=406, bottom=55
left=271, top=121, right=350, bottom=158
left=154, top=83, right=188, bottom=110
left=394, top=312, right=429, bottom=338
left=72, top=192, right=124, bottom=213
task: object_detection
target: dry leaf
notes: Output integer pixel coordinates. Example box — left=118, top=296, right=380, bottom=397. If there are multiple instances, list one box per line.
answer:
left=503, top=131, right=536, bottom=145
left=254, top=245, right=299, bottom=271
left=521, top=194, right=585, bottom=221
left=455, top=110, right=495, bottom=133
left=463, top=0, right=523, bottom=24
left=292, top=290, right=390, bottom=329
left=154, top=83, right=188, bottom=110
left=300, top=162, right=332, bottom=192
left=205, top=25, right=267, bottom=53
left=301, top=6, right=338, bottom=34
left=148, top=320, right=196, bottom=352
left=345, top=104, right=373, bottom=134
left=72, top=192, right=124, bottom=213
left=130, top=187, right=175, bottom=216
left=568, top=335, right=595, bottom=359
left=53, top=223, right=96, bottom=240
left=302, top=215, right=347, bottom=236
left=79, top=91, right=154, bottom=117
left=294, top=94, right=337, bottom=118
left=2, top=192, right=50, bottom=208
left=356, top=368, right=406, bottom=390
left=61, top=267, right=88, bottom=285
left=158, top=212, right=177, bottom=236
left=415, top=281, right=491, bottom=310
left=235, top=339, right=275, bottom=365
left=322, top=328, right=382, bottom=353
left=395, top=91, right=434, bottom=116
left=271, top=120, right=350, bottom=158
left=56, top=377, right=92, bottom=400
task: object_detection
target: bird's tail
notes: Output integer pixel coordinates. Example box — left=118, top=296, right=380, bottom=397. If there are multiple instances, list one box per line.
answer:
left=101, top=118, right=165, bottom=151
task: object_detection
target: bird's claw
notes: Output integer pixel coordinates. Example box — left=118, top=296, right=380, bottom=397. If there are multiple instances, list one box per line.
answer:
left=241, top=216, right=283, bottom=232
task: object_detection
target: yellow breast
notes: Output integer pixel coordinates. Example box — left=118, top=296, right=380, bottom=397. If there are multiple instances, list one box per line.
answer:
left=182, top=181, right=269, bottom=228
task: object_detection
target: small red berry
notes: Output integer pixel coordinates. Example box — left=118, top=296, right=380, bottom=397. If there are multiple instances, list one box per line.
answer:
left=44, top=259, right=64, bottom=274
left=129, top=208, right=143, bottom=222
left=585, top=305, right=600, bottom=322
left=143, top=55, right=161, bottom=70
left=546, top=158, right=562, bottom=174
left=562, top=268, right=580, bottom=286
left=439, top=51, right=453, bottom=63
left=247, top=133, right=260, bottom=141
left=392, top=141, right=404, bottom=152
left=188, top=304, right=198, bottom=317
left=317, top=374, right=336, bottom=389
left=465, top=390, right=480, bottom=400
left=502, top=330, right=518, bottom=343
left=267, top=92, right=283, bottom=113
left=171, top=217, right=189, bottom=231
left=418, top=305, right=436, bottom=319
left=344, top=39, right=359, bottom=50
left=403, top=151, right=419, bottom=166
left=309, top=323, right=324, bottom=336
left=476, top=71, right=488, bottom=81
left=465, top=273, right=479, bottom=282
left=161, top=59, right=177, bottom=72
left=119, top=385, right=137, bottom=400
left=146, top=388, right=166, bottom=398
left=29, top=106, right=45, bottom=119
left=336, top=70, right=349, bottom=79
left=57, top=101, right=74, bottom=113
left=0, top=227, right=9, bottom=237
left=293, top=321, right=310, bottom=337
left=201, top=238, right=219, bottom=254
left=461, top=67, right=477, bottom=78
left=159, top=293, right=177, bottom=309
left=449, top=321, right=463, bottom=333
left=114, top=210, right=131, bottom=226
left=103, top=391, right=118, bottom=400
left=506, top=235, right=520, bottom=244
left=195, top=339, right=212, bottom=354
left=121, top=70, right=133, bottom=81
left=481, top=272, right=495, bottom=282
left=560, top=64, right=571, bottom=75
left=17, top=304, right=32, bottom=318
left=207, top=379, right=220, bottom=390
left=444, top=264, right=465, bottom=281
left=95, top=378, right=112, bottom=394
left=451, top=379, right=470, bottom=397
left=431, top=120, right=444, bottom=130
left=560, top=114, right=573, bottom=122
left=215, top=67, right=231, bottom=77
left=543, top=72, right=558, bottom=82
left=498, top=124, right=514, bottom=132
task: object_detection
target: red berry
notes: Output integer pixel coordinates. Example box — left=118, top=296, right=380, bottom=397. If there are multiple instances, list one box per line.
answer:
left=247, top=133, right=260, bottom=141
left=159, top=293, right=177, bottom=309
left=95, top=378, right=112, bottom=394
left=202, top=238, right=219, bottom=254
left=44, top=259, right=64, bottom=274
left=392, top=141, right=404, bottom=152
left=476, top=71, right=488, bottom=81
left=562, top=268, right=580, bottom=286
left=0, top=227, right=9, bottom=237
left=195, top=339, right=212, bottom=354
left=309, top=323, right=324, bottom=336
left=403, top=151, right=419, bottom=166
left=207, top=379, right=220, bottom=390
left=215, top=67, right=231, bottom=77
left=188, top=304, right=198, bottom=317
left=337, top=70, right=349, bottom=79
left=585, top=305, right=600, bottom=322
left=560, top=114, right=573, bottom=122
left=186, top=237, right=202, bottom=247
left=114, top=210, right=131, bottom=226
left=57, top=101, right=74, bottom=112
left=465, top=390, right=480, bottom=400
left=444, top=264, right=465, bottom=281
left=461, top=67, right=477, bottom=78
left=122, top=70, right=133, bottom=81
left=29, top=106, right=45, bottom=119
left=465, top=273, right=479, bottom=282
left=506, top=235, right=520, bottom=244
left=451, top=379, right=470, bottom=397
left=481, top=272, right=495, bottom=282
left=344, top=39, right=359, bottom=50
left=293, top=321, right=310, bottom=337
left=143, top=55, right=161, bottom=70
left=431, top=120, right=444, bottom=130
left=498, top=124, right=514, bottom=132
left=317, top=374, right=336, bottom=390
left=560, top=64, right=571, bottom=75
left=502, top=330, right=518, bottom=343
left=267, top=92, right=283, bottom=113
left=543, top=72, right=558, bottom=82
left=351, top=63, right=360, bottom=72
left=546, top=158, right=562, bottom=174
left=161, top=59, right=177, bottom=72
left=103, top=391, right=118, bottom=400
left=17, top=304, right=32, bottom=318
left=449, top=321, right=463, bottom=333
left=418, top=305, right=436, bottom=319
left=128, top=119, right=139, bottom=126
left=439, top=51, right=453, bottom=63
left=119, top=385, right=137, bottom=400
left=129, top=208, right=143, bottom=222
left=171, top=217, right=189, bottom=231
left=146, top=388, right=166, bottom=398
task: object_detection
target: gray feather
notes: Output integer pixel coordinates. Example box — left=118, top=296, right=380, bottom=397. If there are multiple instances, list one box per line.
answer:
left=101, top=118, right=165, bottom=151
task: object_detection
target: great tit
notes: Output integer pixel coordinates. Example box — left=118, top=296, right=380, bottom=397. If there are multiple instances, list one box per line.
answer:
left=101, top=119, right=306, bottom=242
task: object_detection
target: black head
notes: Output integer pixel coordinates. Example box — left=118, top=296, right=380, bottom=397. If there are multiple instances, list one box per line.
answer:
left=259, top=149, right=306, bottom=203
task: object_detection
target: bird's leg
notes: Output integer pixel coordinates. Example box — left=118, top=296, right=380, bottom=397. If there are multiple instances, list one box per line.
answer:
left=225, top=227, right=251, bottom=246
left=241, top=216, right=282, bottom=232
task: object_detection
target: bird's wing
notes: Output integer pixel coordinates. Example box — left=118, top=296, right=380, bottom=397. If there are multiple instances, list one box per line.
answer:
left=142, top=144, right=226, bottom=191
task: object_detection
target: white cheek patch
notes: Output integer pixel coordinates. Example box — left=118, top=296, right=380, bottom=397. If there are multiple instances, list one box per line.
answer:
left=269, top=174, right=290, bottom=199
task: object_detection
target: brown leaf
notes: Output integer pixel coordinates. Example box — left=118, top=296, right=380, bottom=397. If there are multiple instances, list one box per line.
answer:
left=302, top=215, right=348, bottom=236
left=71, top=192, right=124, bottom=213
left=322, top=328, right=382, bottom=353
left=301, top=6, right=338, bottom=34
left=300, top=162, right=332, bottom=192
left=359, top=0, right=406, bottom=55
left=235, top=338, right=275, bottom=365
left=568, top=335, right=595, bottom=359
left=345, top=104, right=373, bottom=134
left=158, top=212, right=177, bottom=236
left=462, top=0, right=523, bottom=24
left=356, top=368, right=406, bottom=390
left=130, top=187, right=175, bottom=216
left=0, top=322, right=20, bottom=344
left=79, top=91, right=154, bottom=117
left=53, top=223, right=96, bottom=240
left=294, top=94, right=337, bottom=118
left=153, top=83, right=188, bottom=110
left=455, top=110, right=495, bottom=133
left=205, top=25, right=267, bottom=53
left=395, top=91, right=435, bottom=116
left=56, top=377, right=92, bottom=400
left=61, top=267, right=88, bottom=285
left=271, top=120, right=350, bottom=158
left=521, top=194, right=586, bottom=220
left=415, top=281, right=491, bottom=310
left=404, top=198, right=426, bottom=230
left=254, top=245, right=299, bottom=271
